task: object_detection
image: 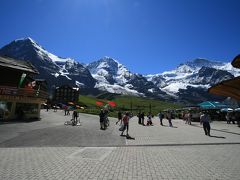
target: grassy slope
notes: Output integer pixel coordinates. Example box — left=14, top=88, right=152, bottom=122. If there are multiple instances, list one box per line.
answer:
left=77, top=94, right=182, bottom=117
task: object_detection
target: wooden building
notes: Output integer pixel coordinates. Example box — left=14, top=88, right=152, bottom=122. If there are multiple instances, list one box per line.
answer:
left=0, top=56, right=48, bottom=120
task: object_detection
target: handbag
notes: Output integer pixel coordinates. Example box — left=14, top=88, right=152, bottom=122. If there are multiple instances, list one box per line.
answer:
left=119, top=124, right=125, bottom=131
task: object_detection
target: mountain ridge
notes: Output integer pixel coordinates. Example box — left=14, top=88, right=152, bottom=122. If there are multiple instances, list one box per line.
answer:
left=0, top=37, right=239, bottom=103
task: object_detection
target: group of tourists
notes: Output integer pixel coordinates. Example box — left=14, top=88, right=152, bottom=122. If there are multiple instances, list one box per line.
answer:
left=137, top=112, right=146, bottom=125
left=116, top=109, right=212, bottom=137
left=183, top=112, right=192, bottom=125
left=64, top=106, right=71, bottom=116
left=135, top=111, right=174, bottom=127
left=225, top=112, right=240, bottom=125
left=58, top=104, right=238, bottom=138
left=136, top=112, right=154, bottom=126
left=157, top=111, right=173, bottom=127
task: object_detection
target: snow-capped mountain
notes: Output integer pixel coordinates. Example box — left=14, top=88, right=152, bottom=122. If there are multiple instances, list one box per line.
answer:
left=0, top=37, right=96, bottom=90
left=145, top=58, right=239, bottom=103
left=0, top=37, right=239, bottom=103
left=86, top=57, right=168, bottom=98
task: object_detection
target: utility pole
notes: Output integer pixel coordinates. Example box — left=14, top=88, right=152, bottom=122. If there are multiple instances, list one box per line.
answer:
left=149, top=103, right=152, bottom=113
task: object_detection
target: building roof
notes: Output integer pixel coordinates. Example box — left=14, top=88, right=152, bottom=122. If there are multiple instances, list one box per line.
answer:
left=208, top=54, right=240, bottom=101
left=231, top=54, right=240, bottom=69
left=208, top=76, right=240, bottom=101
left=0, top=56, right=39, bottom=74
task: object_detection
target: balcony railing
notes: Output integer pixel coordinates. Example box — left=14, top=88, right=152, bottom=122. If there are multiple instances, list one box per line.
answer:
left=0, top=86, right=48, bottom=99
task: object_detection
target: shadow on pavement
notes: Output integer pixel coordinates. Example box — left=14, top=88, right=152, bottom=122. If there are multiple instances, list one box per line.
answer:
left=210, top=135, right=226, bottom=139
left=191, top=124, right=240, bottom=136
left=0, top=118, right=40, bottom=125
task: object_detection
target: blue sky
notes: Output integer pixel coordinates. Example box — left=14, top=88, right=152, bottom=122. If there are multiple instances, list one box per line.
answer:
left=0, top=0, right=240, bottom=74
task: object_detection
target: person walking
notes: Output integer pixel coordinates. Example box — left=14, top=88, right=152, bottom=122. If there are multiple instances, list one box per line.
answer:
left=103, top=109, right=109, bottom=129
left=72, top=110, right=78, bottom=126
left=116, top=111, right=122, bottom=125
left=120, top=112, right=130, bottom=137
left=67, top=106, right=70, bottom=115
left=231, top=112, right=236, bottom=124
left=236, top=112, right=240, bottom=127
left=200, top=111, right=211, bottom=136
left=226, top=112, right=231, bottom=124
left=167, top=111, right=173, bottom=127
left=137, top=112, right=141, bottom=124
left=184, top=112, right=188, bottom=124
left=188, top=112, right=192, bottom=125
left=158, top=112, right=164, bottom=126
left=141, top=112, right=145, bottom=125
left=64, top=106, right=67, bottom=115
left=53, top=104, right=57, bottom=112
left=99, top=109, right=105, bottom=130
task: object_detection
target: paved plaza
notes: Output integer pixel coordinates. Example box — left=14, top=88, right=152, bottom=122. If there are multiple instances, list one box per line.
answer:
left=0, top=110, right=239, bottom=179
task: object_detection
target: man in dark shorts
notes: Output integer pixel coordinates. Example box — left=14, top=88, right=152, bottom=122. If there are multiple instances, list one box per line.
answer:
left=120, top=112, right=130, bottom=137
left=99, top=109, right=105, bottom=130
left=200, top=111, right=211, bottom=136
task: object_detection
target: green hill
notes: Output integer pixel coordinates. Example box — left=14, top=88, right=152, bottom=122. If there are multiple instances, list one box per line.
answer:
left=77, top=94, right=182, bottom=117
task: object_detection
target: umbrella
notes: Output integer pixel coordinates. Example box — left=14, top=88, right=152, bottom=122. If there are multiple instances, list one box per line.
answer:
left=198, top=101, right=227, bottom=109
left=220, top=108, right=233, bottom=112
left=108, top=101, right=116, bottom=107
left=68, top=102, right=74, bottom=105
left=96, top=101, right=104, bottom=106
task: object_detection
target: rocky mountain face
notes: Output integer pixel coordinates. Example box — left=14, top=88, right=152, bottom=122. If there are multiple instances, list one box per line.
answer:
left=0, top=38, right=96, bottom=92
left=86, top=57, right=169, bottom=99
left=145, top=58, right=239, bottom=103
left=0, top=37, right=239, bottom=103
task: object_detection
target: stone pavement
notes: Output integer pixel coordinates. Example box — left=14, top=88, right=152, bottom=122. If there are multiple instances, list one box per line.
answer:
left=126, top=116, right=240, bottom=146
left=0, top=110, right=239, bottom=180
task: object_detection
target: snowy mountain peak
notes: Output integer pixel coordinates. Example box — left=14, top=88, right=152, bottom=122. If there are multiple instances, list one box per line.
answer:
left=15, top=37, right=36, bottom=44
left=0, top=37, right=96, bottom=89
left=14, top=37, right=45, bottom=51
left=11, top=37, right=72, bottom=64
left=87, top=56, right=131, bottom=76
left=97, top=56, right=121, bottom=69
left=1, top=37, right=239, bottom=103
left=102, top=56, right=119, bottom=63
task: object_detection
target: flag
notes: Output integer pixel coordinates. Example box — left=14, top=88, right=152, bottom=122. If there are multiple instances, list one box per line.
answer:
left=18, top=73, right=26, bottom=88
left=31, top=81, right=36, bottom=87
